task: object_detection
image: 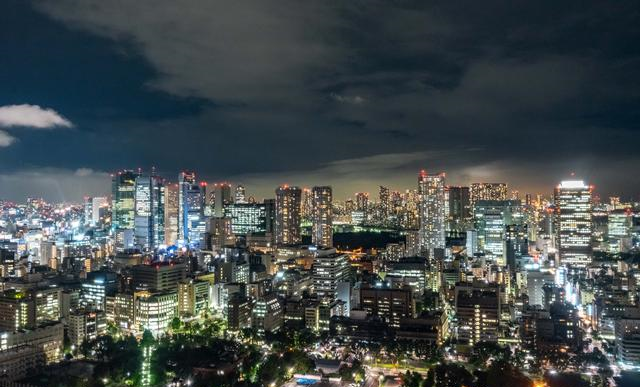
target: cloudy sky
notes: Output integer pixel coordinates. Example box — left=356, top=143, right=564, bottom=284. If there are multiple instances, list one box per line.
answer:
left=0, top=1, right=638, bottom=202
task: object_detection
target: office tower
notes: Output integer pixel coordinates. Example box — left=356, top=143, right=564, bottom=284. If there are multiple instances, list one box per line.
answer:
left=82, top=271, right=118, bottom=311
left=455, top=282, right=501, bottom=346
left=470, top=183, right=508, bottom=213
left=177, top=279, right=210, bottom=317
left=213, top=183, right=232, bottom=217
left=275, top=185, right=302, bottom=245
left=0, top=289, right=36, bottom=330
left=447, top=186, right=471, bottom=231
left=208, top=217, right=235, bottom=249
left=379, top=186, right=390, bottom=221
left=67, top=310, right=106, bottom=348
left=312, top=251, right=350, bottom=299
left=135, top=291, right=178, bottom=336
left=227, top=294, right=252, bottom=331
left=505, top=224, right=528, bottom=269
left=554, top=180, right=593, bottom=267
left=418, top=171, right=446, bottom=255
left=134, top=175, right=165, bottom=250
left=474, top=200, right=523, bottom=265
left=83, top=196, right=93, bottom=225
left=112, top=170, right=140, bottom=231
left=164, top=184, right=179, bottom=246
left=178, top=171, right=206, bottom=246
left=608, top=209, right=632, bottom=253
left=132, top=262, right=187, bottom=292
left=263, top=199, right=276, bottom=241
left=360, top=285, right=415, bottom=328
left=252, top=293, right=283, bottom=333
left=312, top=186, right=333, bottom=247
left=526, top=270, right=555, bottom=307
left=91, top=197, right=108, bottom=226
left=234, top=184, right=247, bottom=204
left=223, top=203, right=267, bottom=235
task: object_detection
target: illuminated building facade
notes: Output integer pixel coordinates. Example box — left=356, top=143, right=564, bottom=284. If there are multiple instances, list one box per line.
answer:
left=112, top=170, right=140, bottom=231
left=418, top=171, right=446, bottom=255
left=554, top=180, right=593, bottom=267
left=446, top=186, right=471, bottom=231
left=164, top=183, right=179, bottom=246
left=134, top=175, right=165, bottom=250
left=212, top=183, right=232, bottom=217
left=178, top=171, right=206, bottom=246
left=312, top=251, right=350, bottom=299
left=223, top=203, right=267, bottom=235
left=469, top=183, right=508, bottom=214
left=311, top=186, right=333, bottom=247
left=275, top=185, right=302, bottom=245
left=474, top=200, right=523, bottom=265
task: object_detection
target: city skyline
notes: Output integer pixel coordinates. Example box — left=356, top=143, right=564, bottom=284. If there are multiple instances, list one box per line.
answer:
left=1, top=1, right=640, bottom=201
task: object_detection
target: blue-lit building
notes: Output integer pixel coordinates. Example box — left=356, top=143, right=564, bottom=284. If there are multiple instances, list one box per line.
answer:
left=134, top=175, right=165, bottom=250
left=178, top=171, right=206, bottom=247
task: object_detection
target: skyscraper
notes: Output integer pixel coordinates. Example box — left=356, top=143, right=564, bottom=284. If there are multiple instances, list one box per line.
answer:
left=474, top=199, right=523, bottom=265
left=112, top=170, right=140, bottom=231
left=213, top=183, right=232, bottom=217
left=469, top=183, right=508, bottom=213
left=223, top=203, right=268, bottom=235
left=554, top=180, right=593, bottom=267
left=418, top=171, right=446, bottom=255
left=447, top=186, right=471, bottom=231
left=234, top=184, right=247, bottom=204
left=178, top=171, right=206, bottom=246
left=301, top=188, right=313, bottom=221
left=355, top=192, right=369, bottom=214
left=134, top=175, right=165, bottom=250
left=164, top=183, right=179, bottom=246
left=275, top=185, right=302, bottom=245
left=379, top=186, right=390, bottom=221
left=313, top=251, right=350, bottom=299
left=312, top=186, right=333, bottom=247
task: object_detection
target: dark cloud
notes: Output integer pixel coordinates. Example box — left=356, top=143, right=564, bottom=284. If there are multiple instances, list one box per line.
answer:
left=0, top=0, right=637, bottom=201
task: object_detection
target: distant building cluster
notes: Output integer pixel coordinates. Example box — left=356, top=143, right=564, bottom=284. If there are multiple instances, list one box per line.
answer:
left=0, top=169, right=639, bottom=381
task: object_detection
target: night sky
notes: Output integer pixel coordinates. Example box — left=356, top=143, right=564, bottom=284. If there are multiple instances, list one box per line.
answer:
left=1, top=1, right=639, bottom=202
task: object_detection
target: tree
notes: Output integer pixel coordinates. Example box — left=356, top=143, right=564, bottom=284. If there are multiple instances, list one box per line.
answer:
left=433, top=362, right=473, bottom=387
left=484, top=360, right=532, bottom=387
left=141, top=329, right=155, bottom=347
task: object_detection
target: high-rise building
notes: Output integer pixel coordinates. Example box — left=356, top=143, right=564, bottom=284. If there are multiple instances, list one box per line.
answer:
left=132, top=262, right=187, bottom=292
left=223, top=203, right=267, bottom=235
left=134, top=175, right=165, bottom=250
left=505, top=224, right=528, bottom=269
left=379, top=186, right=390, bottom=221
left=213, top=183, right=232, bottom=217
left=447, top=186, right=471, bottom=231
left=355, top=192, right=369, bottom=213
left=312, top=250, right=350, bottom=299
left=275, top=185, right=302, bottom=245
left=312, top=186, right=333, bottom=247
left=418, top=171, right=446, bottom=255
left=112, top=170, right=140, bottom=231
left=301, top=188, right=313, bottom=221
left=554, top=180, right=593, bottom=267
left=164, top=184, right=179, bottom=246
left=178, top=172, right=206, bottom=246
left=455, top=282, right=501, bottom=346
left=234, top=184, right=247, bottom=204
left=360, top=285, right=415, bottom=328
left=470, top=183, right=508, bottom=213
left=608, top=209, right=632, bottom=253
left=474, top=200, right=523, bottom=264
